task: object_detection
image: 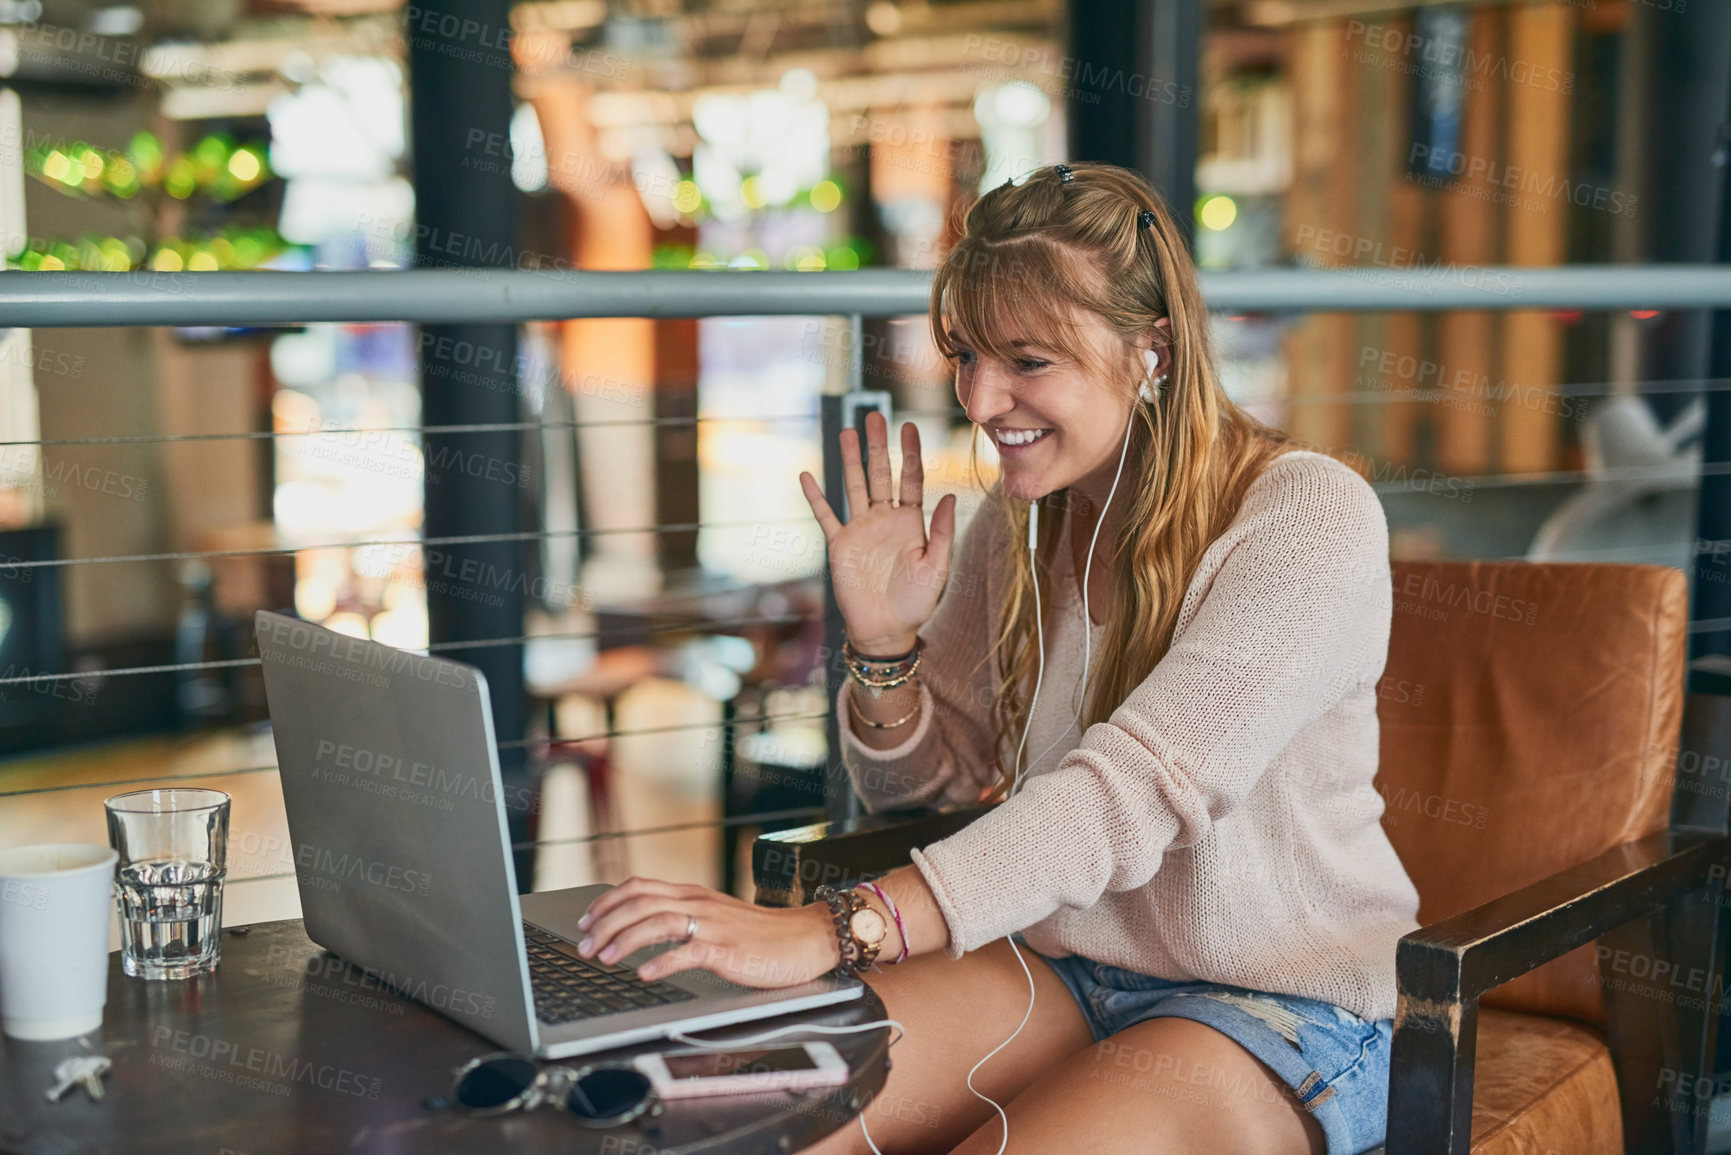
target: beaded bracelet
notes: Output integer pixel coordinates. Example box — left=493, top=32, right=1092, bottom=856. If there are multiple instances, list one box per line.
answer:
left=857, top=880, right=909, bottom=964
left=844, top=655, right=919, bottom=681
left=843, top=637, right=921, bottom=670
left=813, top=884, right=878, bottom=976
left=842, top=637, right=919, bottom=666
left=848, top=679, right=921, bottom=730
left=844, top=642, right=923, bottom=690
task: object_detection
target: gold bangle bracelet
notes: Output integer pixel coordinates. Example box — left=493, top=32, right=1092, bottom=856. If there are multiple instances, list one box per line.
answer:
left=850, top=680, right=921, bottom=729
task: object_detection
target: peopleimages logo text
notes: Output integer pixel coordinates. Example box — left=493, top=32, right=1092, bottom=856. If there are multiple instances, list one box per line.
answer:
left=258, top=615, right=469, bottom=689
left=294, top=844, right=432, bottom=896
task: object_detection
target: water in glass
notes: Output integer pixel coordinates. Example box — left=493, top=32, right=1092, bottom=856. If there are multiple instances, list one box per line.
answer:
left=114, top=859, right=224, bottom=980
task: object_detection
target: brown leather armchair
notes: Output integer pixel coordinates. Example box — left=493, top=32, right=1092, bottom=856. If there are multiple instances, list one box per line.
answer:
left=752, top=560, right=1731, bottom=1155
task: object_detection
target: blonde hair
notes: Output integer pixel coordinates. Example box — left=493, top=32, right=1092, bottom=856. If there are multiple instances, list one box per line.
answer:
left=929, top=163, right=1293, bottom=804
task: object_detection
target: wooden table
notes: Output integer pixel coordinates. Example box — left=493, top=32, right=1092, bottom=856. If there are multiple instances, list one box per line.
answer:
left=0, top=920, right=891, bottom=1154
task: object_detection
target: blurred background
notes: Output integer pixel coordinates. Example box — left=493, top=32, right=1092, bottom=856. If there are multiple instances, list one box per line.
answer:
left=0, top=0, right=1728, bottom=1069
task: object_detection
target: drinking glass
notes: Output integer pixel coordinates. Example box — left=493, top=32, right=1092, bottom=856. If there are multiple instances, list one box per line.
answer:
left=104, top=787, right=230, bottom=980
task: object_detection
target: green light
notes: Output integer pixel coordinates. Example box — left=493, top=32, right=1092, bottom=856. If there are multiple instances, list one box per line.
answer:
left=104, top=156, right=139, bottom=198
left=672, top=180, right=702, bottom=215
left=231, top=235, right=264, bottom=268
left=128, top=132, right=164, bottom=182
left=808, top=180, right=842, bottom=213
left=56, top=151, right=86, bottom=188
left=164, top=157, right=197, bottom=200
left=192, top=134, right=234, bottom=179
left=99, top=238, right=132, bottom=271
left=1197, top=195, right=1238, bottom=232
left=228, top=148, right=263, bottom=183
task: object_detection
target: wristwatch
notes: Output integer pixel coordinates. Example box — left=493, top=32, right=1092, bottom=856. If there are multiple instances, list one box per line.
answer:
left=814, top=884, right=888, bottom=975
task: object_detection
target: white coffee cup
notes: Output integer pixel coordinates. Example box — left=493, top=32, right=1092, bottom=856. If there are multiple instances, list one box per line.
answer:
left=0, top=843, right=118, bottom=1041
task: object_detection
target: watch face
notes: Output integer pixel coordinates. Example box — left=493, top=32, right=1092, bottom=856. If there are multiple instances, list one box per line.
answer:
left=851, top=908, right=887, bottom=944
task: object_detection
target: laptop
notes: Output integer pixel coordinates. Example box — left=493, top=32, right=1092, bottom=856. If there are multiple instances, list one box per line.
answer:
left=253, top=610, right=863, bottom=1059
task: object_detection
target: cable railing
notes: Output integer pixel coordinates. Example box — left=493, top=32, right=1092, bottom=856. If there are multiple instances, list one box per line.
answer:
left=6, top=264, right=1731, bottom=325
left=3, top=263, right=1731, bottom=889
left=3, top=376, right=1727, bottom=446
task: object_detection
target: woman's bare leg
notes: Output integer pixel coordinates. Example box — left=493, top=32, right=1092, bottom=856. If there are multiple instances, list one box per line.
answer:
left=798, top=937, right=1096, bottom=1155
left=948, top=1016, right=1326, bottom=1155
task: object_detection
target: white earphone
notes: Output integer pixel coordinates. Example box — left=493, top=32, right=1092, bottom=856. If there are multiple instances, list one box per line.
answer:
left=1138, top=347, right=1162, bottom=403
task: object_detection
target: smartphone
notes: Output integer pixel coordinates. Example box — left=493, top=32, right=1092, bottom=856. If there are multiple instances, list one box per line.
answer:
left=632, top=1042, right=850, bottom=1099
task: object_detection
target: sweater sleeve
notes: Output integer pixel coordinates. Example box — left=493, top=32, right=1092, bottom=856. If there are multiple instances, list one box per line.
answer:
left=909, top=456, right=1392, bottom=959
left=835, top=497, right=1004, bottom=813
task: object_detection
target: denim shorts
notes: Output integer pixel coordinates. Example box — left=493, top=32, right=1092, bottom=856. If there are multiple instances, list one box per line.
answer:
left=1011, top=933, right=1392, bottom=1155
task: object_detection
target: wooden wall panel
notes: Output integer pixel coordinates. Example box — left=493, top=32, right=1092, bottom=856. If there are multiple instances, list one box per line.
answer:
left=1499, top=1, right=1574, bottom=474
left=1434, top=6, right=1505, bottom=478
left=1363, top=16, right=1424, bottom=469
left=1282, top=18, right=1357, bottom=457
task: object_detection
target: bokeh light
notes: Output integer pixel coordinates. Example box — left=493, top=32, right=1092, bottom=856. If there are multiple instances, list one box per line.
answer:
left=1198, top=195, right=1238, bottom=231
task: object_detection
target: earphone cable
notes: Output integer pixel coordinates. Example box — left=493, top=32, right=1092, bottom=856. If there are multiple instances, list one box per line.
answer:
left=1078, top=395, right=1138, bottom=735
left=988, top=373, right=1143, bottom=1155
left=1009, top=501, right=1046, bottom=799
left=1014, top=381, right=1139, bottom=794
left=968, top=930, right=1038, bottom=1155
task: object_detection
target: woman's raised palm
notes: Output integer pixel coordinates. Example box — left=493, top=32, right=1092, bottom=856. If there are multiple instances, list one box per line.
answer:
left=798, top=411, right=957, bottom=655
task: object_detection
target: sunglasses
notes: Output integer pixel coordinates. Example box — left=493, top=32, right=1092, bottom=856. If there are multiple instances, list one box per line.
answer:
left=447, top=1051, right=666, bottom=1128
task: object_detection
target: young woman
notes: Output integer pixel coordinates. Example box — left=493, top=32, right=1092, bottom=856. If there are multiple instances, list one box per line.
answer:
left=572, top=163, right=1421, bottom=1155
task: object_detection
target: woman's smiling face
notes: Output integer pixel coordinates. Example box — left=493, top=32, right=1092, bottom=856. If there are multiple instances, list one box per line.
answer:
left=948, top=309, right=1151, bottom=504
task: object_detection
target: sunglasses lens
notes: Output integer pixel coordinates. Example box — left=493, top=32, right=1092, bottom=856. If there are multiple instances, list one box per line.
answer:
left=455, top=1056, right=539, bottom=1111
left=565, top=1067, right=653, bottom=1123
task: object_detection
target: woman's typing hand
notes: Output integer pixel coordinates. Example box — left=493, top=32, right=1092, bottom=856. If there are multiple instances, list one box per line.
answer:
left=573, top=877, right=842, bottom=989
left=798, top=410, right=957, bottom=656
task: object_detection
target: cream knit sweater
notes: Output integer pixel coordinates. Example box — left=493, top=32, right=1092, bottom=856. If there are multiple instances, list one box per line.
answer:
left=836, top=449, right=1422, bottom=1022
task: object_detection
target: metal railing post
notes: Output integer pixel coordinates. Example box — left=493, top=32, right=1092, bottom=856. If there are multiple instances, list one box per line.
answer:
left=821, top=391, right=850, bottom=827
left=407, top=0, right=531, bottom=889
left=1687, top=67, right=1731, bottom=668
left=823, top=315, right=893, bottom=825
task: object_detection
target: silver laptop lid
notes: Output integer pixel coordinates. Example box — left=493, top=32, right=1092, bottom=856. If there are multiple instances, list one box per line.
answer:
left=253, top=610, right=538, bottom=1053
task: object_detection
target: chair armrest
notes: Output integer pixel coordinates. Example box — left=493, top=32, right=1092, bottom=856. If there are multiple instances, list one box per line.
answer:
left=750, top=804, right=997, bottom=907
left=1387, top=829, right=1729, bottom=1155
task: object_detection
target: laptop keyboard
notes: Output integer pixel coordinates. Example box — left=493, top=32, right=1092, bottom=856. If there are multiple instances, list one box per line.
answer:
left=523, top=922, right=699, bottom=1026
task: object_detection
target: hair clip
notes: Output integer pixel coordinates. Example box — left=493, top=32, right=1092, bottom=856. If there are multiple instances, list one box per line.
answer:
left=1138, top=209, right=1156, bottom=229
left=1054, top=164, right=1074, bottom=183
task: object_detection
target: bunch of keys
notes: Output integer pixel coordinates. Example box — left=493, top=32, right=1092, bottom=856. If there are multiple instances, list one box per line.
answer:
left=44, top=1055, right=111, bottom=1104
